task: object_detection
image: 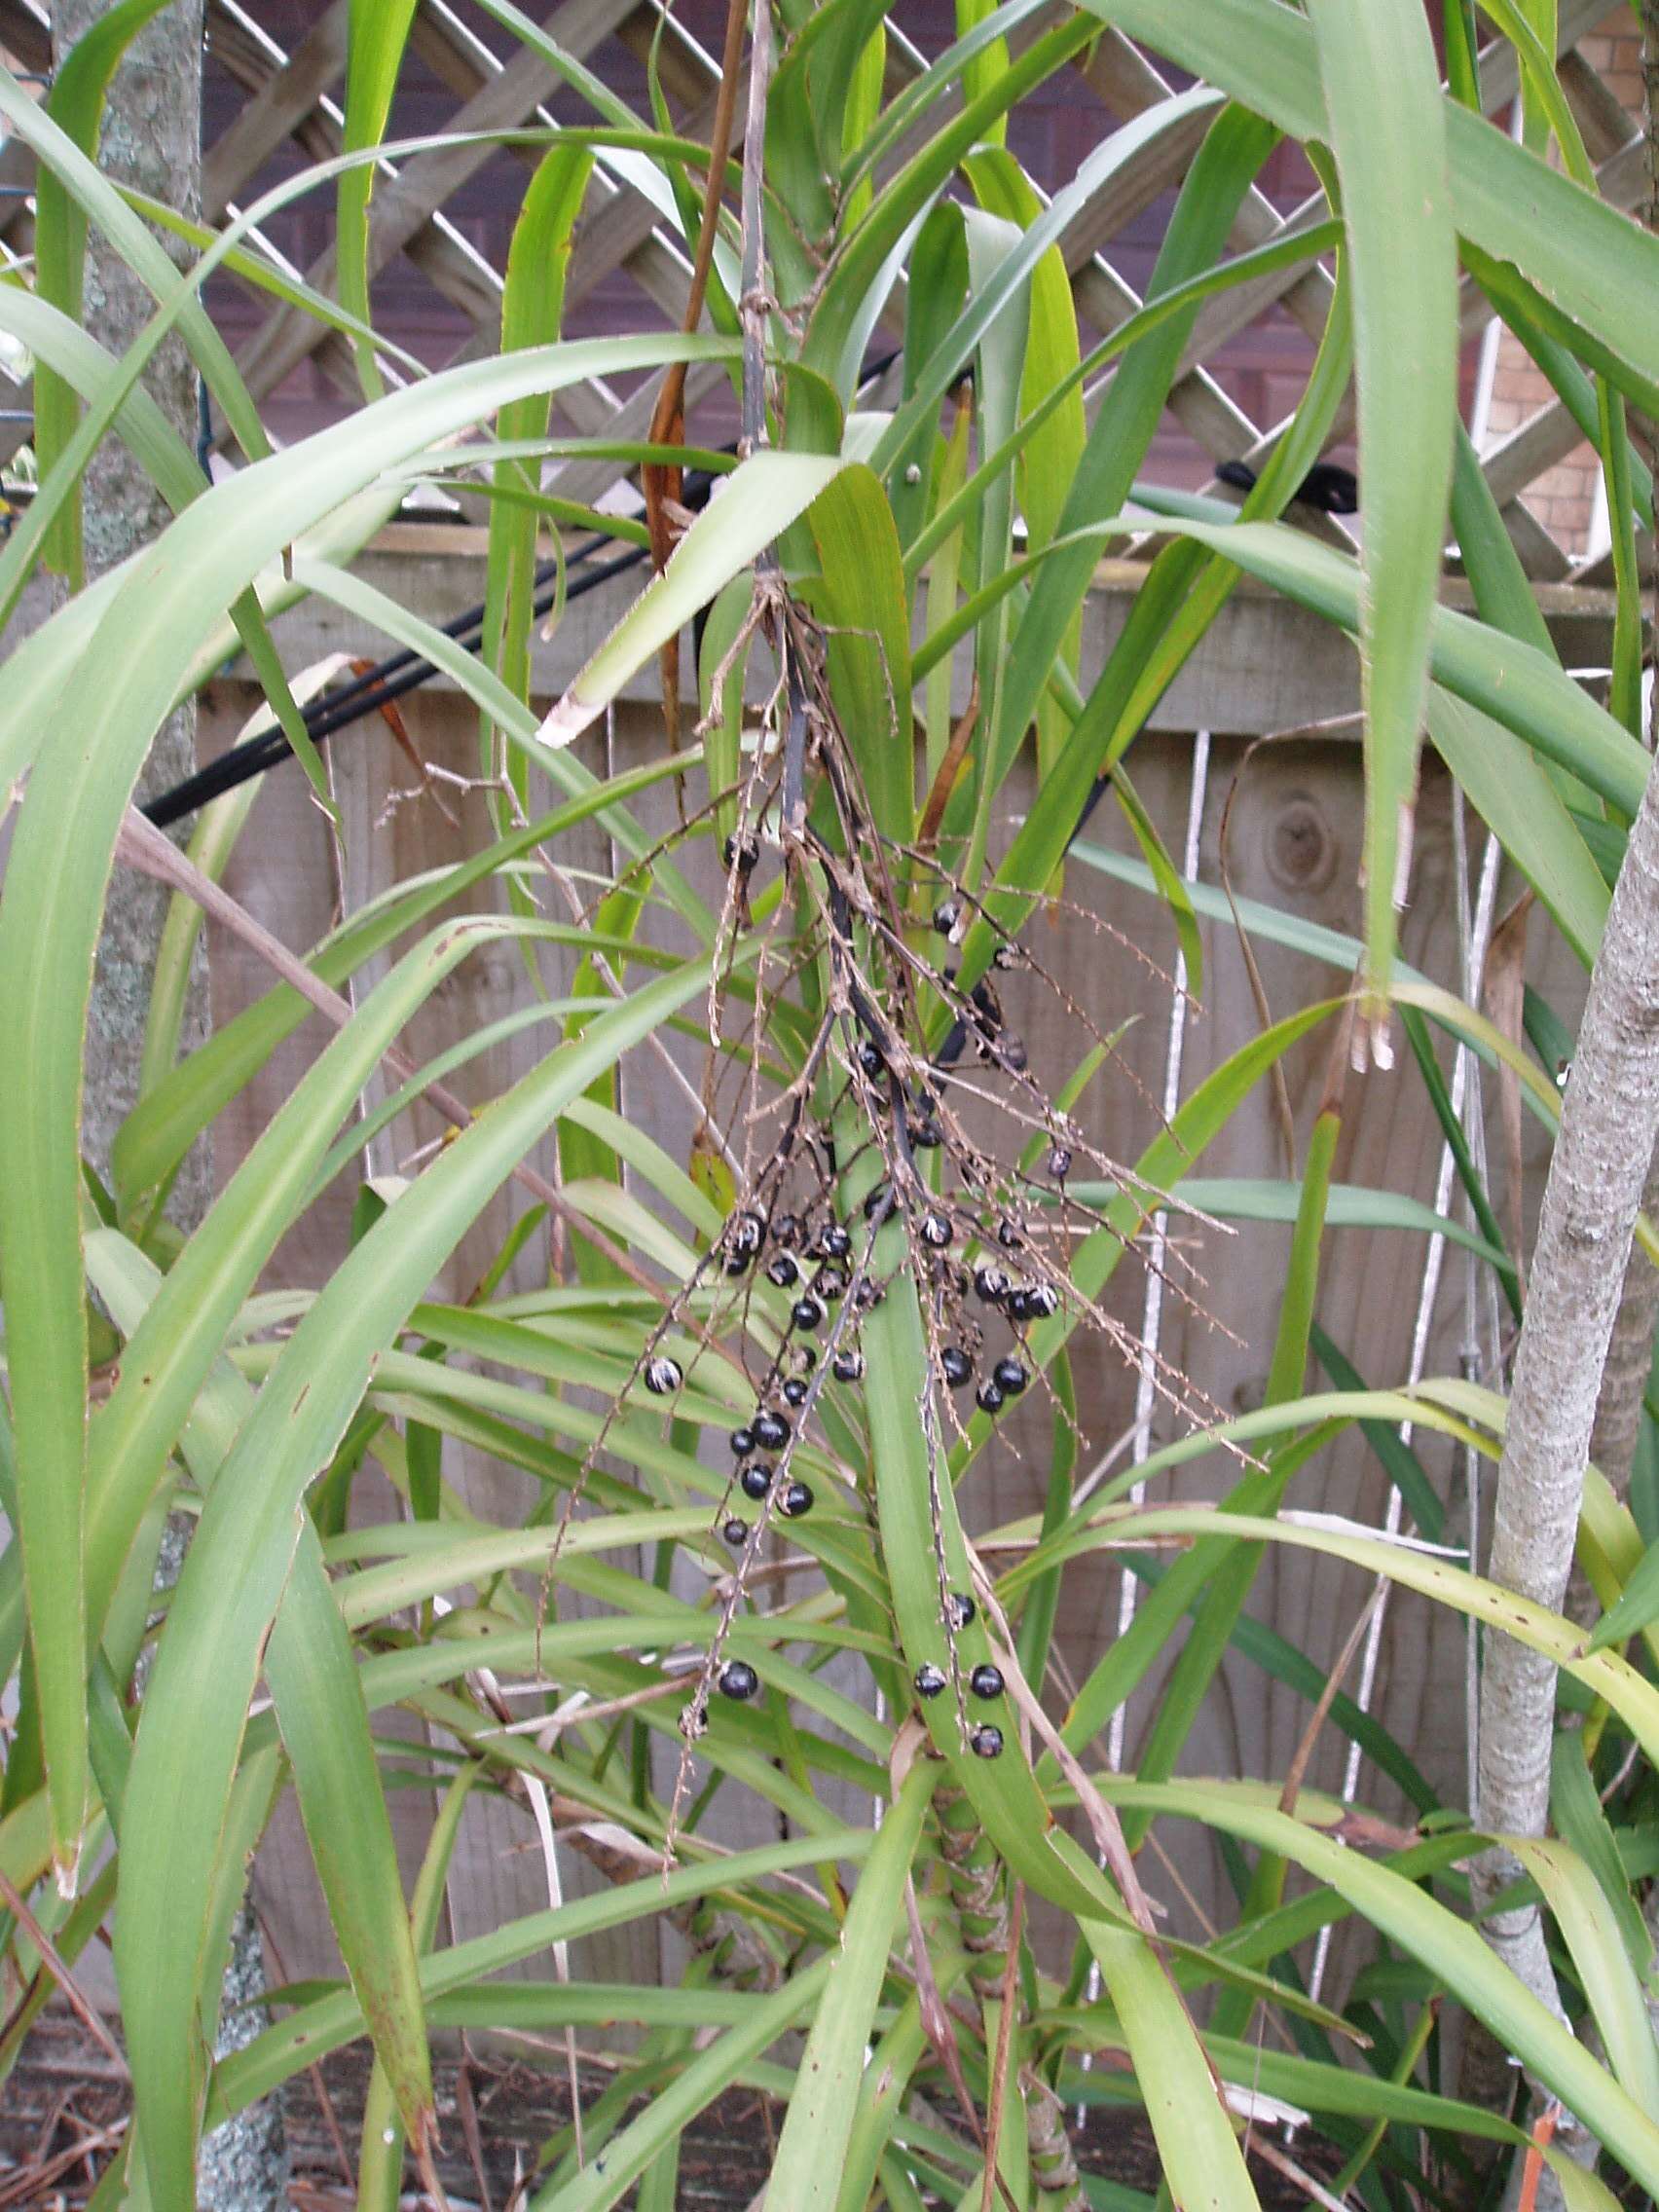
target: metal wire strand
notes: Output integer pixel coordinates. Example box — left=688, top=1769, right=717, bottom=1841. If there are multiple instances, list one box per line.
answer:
left=1306, top=798, right=1502, bottom=2007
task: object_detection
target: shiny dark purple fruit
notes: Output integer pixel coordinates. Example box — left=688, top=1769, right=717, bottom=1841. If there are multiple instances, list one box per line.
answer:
left=778, top=1481, right=814, bottom=1519
left=719, top=1660, right=759, bottom=1700
left=739, top=1462, right=774, bottom=1500
left=944, top=1593, right=976, bottom=1630
left=753, top=1410, right=791, bottom=1450
left=940, top=1346, right=974, bottom=1388
left=970, top=1664, right=1005, bottom=1700
left=971, top=1724, right=1004, bottom=1759
left=913, top=1663, right=947, bottom=1699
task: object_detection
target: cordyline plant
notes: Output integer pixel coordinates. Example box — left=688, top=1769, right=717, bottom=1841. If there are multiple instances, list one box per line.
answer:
left=8, top=1, right=1659, bottom=2207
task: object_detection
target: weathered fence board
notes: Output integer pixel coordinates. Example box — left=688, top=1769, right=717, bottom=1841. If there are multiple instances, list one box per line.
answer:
left=192, top=668, right=1581, bottom=1992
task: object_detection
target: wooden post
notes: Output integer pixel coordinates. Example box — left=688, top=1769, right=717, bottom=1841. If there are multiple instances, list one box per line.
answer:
left=49, top=4, right=287, bottom=2204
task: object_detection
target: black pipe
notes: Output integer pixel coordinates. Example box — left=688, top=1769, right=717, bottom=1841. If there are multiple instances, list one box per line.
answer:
left=142, top=533, right=647, bottom=827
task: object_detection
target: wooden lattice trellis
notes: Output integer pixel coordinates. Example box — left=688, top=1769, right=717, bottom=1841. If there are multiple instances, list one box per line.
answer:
left=0, top=0, right=1643, bottom=588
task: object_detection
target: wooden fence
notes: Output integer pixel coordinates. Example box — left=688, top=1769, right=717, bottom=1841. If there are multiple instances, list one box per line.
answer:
left=0, top=0, right=1623, bottom=1991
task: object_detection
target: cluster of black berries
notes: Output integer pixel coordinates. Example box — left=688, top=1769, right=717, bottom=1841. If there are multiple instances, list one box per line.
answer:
left=684, top=864, right=1088, bottom=1748
left=718, top=1202, right=880, bottom=1468
left=719, top=1400, right=815, bottom=1549
left=930, top=898, right=1030, bottom=1075
left=910, top=1592, right=1005, bottom=1755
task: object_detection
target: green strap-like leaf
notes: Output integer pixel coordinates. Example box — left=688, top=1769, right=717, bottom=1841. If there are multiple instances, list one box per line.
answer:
left=114, top=953, right=737, bottom=2208
left=535, top=450, right=847, bottom=749
left=767, top=1760, right=936, bottom=2206
left=340, top=0, right=420, bottom=397
left=1066, top=1857, right=1260, bottom=2212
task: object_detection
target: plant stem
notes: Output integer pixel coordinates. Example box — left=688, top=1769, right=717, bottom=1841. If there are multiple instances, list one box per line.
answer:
left=1474, top=741, right=1659, bottom=2164
left=739, top=0, right=773, bottom=454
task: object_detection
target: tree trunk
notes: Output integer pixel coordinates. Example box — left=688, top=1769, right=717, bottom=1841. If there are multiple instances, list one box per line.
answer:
left=1581, top=0, right=1659, bottom=1520
left=48, top=4, right=286, bottom=2203
left=51, top=0, right=213, bottom=1198
left=1471, top=744, right=1659, bottom=2175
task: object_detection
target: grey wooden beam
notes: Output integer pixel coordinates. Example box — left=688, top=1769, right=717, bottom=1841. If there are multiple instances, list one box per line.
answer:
left=225, top=526, right=1619, bottom=739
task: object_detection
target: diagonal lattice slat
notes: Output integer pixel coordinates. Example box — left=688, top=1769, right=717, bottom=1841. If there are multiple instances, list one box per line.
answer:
left=0, top=0, right=1641, bottom=585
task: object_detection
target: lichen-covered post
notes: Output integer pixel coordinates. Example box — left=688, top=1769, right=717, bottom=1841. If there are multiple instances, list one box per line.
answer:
left=49, top=4, right=287, bottom=2203
left=1474, top=746, right=1659, bottom=2192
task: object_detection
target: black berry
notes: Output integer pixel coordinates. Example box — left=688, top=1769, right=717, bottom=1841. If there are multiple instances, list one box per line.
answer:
left=772, top=1212, right=802, bottom=1249
left=857, top=1038, right=885, bottom=1080
left=976, top=1381, right=1005, bottom=1416
left=971, top=1724, right=1005, bottom=1759
left=723, top=832, right=759, bottom=874
left=913, top=1663, right=947, bottom=1699
left=1047, top=1144, right=1073, bottom=1181
left=644, top=1355, right=682, bottom=1396
left=934, top=898, right=962, bottom=936
left=767, top=1253, right=800, bottom=1290
left=818, top=1223, right=852, bottom=1260
left=782, top=1376, right=809, bottom=1407
left=992, top=1357, right=1028, bottom=1396
left=728, top=1426, right=756, bottom=1458
left=721, top=1518, right=748, bottom=1547
left=940, top=1345, right=974, bottom=1388
left=974, top=1265, right=1010, bottom=1306
left=719, top=1660, right=759, bottom=1700
left=970, top=1664, right=1005, bottom=1700
left=778, top=1480, right=814, bottom=1519
left=791, top=1296, right=826, bottom=1333
left=739, top=1462, right=774, bottom=1500
left=831, top=1348, right=865, bottom=1382
left=753, top=1410, right=790, bottom=1451
left=945, top=1592, right=976, bottom=1630
left=920, top=1210, right=953, bottom=1250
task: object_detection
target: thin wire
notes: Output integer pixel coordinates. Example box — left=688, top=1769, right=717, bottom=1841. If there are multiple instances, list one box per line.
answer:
left=1078, top=731, right=1209, bottom=2117
left=1454, top=808, right=1504, bottom=1824
left=1109, top=728, right=1212, bottom=1768
left=1306, top=804, right=1501, bottom=2006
